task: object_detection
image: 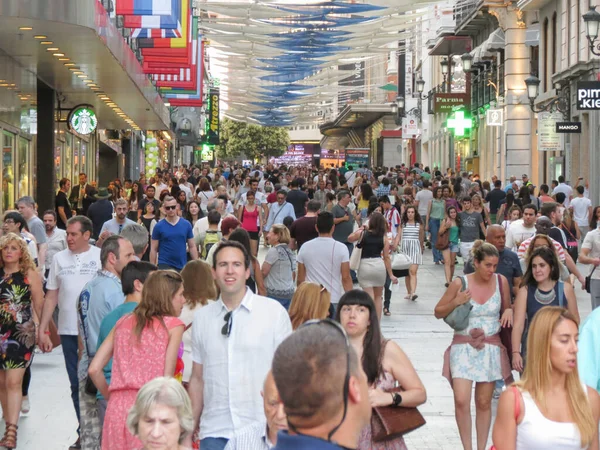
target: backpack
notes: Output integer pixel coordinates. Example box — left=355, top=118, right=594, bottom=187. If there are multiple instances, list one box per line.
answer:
left=202, top=230, right=220, bottom=259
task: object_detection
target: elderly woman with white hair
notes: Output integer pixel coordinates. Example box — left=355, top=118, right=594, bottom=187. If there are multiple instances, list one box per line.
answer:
left=127, top=377, right=194, bottom=450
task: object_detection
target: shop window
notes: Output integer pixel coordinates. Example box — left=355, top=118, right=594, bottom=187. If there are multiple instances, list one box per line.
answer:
left=55, top=140, right=63, bottom=190
left=17, top=137, right=30, bottom=199
left=2, top=131, right=14, bottom=211
left=64, top=133, right=72, bottom=184
left=73, top=137, right=80, bottom=184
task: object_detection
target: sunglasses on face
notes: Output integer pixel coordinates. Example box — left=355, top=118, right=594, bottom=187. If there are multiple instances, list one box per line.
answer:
left=164, top=205, right=177, bottom=211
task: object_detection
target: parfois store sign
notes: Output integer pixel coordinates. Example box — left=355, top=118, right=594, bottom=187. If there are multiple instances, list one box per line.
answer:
left=577, top=81, right=600, bottom=110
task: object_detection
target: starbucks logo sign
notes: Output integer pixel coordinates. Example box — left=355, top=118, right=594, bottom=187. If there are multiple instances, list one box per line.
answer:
left=68, top=105, right=98, bottom=135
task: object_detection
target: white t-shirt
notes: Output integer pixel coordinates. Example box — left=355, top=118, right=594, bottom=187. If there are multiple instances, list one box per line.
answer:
left=506, top=219, right=536, bottom=250
left=415, top=189, right=433, bottom=217
left=552, top=183, right=573, bottom=208
left=345, top=171, right=356, bottom=187
left=297, top=237, right=349, bottom=304
left=46, top=246, right=101, bottom=335
left=570, top=196, right=592, bottom=227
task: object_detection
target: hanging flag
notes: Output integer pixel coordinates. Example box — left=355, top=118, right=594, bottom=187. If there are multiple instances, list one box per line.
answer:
left=164, top=41, right=205, bottom=106
left=152, top=32, right=198, bottom=89
left=137, top=0, right=189, bottom=48
left=141, top=13, right=193, bottom=73
left=125, top=0, right=182, bottom=38
left=116, top=0, right=173, bottom=15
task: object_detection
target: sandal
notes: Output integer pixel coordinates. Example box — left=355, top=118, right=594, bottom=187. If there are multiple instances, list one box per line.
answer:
left=411, top=294, right=418, bottom=301
left=383, top=308, right=391, bottom=316
left=0, top=422, right=17, bottom=449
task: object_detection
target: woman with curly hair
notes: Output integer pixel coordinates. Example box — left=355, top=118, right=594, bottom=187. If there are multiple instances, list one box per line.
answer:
left=398, top=205, right=424, bottom=301
left=0, top=233, right=44, bottom=449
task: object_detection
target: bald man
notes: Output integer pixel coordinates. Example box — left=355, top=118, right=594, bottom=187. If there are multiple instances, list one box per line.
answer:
left=464, top=225, right=522, bottom=298
left=225, top=372, right=287, bottom=450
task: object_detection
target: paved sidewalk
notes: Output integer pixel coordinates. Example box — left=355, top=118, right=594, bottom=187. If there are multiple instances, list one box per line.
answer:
left=20, top=249, right=595, bottom=449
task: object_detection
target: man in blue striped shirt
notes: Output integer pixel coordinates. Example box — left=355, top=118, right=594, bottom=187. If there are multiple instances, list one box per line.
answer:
left=224, top=372, right=287, bottom=450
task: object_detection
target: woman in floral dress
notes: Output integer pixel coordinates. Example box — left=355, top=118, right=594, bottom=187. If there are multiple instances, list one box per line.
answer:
left=0, top=233, right=44, bottom=449
left=435, top=241, right=513, bottom=450
left=88, top=270, right=186, bottom=450
left=335, top=290, right=426, bottom=450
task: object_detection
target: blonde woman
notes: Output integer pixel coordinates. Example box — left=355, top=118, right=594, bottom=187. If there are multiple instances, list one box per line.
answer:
left=180, top=260, right=217, bottom=384
left=0, top=233, right=44, bottom=449
left=262, top=224, right=296, bottom=310
left=492, top=307, right=600, bottom=449
left=288, top=282, right=331, bottom=330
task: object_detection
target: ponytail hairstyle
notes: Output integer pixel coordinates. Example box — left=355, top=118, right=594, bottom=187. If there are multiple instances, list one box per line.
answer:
left=470, top=240, right=499, bottom=262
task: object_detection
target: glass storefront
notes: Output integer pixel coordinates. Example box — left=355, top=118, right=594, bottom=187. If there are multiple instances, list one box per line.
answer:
left=0, top=127, right=33, bottom=213
left=54, top=126, right=98, bottom=190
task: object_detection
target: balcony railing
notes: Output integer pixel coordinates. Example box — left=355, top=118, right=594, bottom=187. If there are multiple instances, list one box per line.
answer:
left=454, top=0, right=484, bottom=30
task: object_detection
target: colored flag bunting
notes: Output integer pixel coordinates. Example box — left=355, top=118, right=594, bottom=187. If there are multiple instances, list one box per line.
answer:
left=137, top=0, right=189, bottom=48
left=116, top=0, right=173, bottom=16
left=125, top=0, right=182, bottom=38
left=165, top=41, right=204, bottom=106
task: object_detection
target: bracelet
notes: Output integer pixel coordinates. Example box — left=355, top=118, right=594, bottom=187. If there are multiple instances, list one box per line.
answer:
left=512, top=351, right=520, bottom=354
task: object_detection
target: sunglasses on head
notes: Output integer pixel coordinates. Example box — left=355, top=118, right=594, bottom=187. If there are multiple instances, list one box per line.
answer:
left=164, top=205, right=177, bottom=211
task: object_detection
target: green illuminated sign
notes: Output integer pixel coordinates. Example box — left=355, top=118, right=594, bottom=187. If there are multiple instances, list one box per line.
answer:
left=447, top=110, right=472, bottom=137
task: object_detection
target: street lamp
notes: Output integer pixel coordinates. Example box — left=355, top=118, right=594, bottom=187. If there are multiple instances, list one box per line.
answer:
left=416, top=76, right=426, bottom=94
left=461, top=53, right=473, bottom=72
left=583, top=6, right=600, bottom=55
left=440, top=58, right=449, bottom=75
left=524, top=74, right=570, bottom=117
left=396, top=96, right=405, bottom=110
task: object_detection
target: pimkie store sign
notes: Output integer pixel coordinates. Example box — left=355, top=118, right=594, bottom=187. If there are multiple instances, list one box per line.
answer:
left=577, top=81, right=600, bottom=110
left=434, top=93, right=469, bottom=113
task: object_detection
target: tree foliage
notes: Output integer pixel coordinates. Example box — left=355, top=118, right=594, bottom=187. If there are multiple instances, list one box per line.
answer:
left=216, top=118, right=290, bottom=160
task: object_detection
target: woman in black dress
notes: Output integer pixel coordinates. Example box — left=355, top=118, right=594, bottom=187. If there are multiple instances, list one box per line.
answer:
left=0, top=233, right=44, bottom=448
left=139, top=202, right=157, bottom=261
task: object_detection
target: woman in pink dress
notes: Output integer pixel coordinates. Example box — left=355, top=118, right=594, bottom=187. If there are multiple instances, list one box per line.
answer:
left=335, top=290, right=427, bottom=450
left=88, top=270, right=186, bottom=450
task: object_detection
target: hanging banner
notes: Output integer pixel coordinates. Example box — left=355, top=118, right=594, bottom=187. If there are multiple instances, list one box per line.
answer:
left=206, top=89, right=220, bottom=145
left=402, top=118, right=419, bottom=138
left=486, top=109, right=503, bottom=126
left=434, top=93, right=469, bottom=113
left=538, top=112, right=563, bottom=151
left=405, top=51, right=413, bottom=98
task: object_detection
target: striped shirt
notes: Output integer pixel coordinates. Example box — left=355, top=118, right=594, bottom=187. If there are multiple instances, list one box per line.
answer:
left=517, top=234, right=566, bottom=261
left=224, top=422, right=273, bottom=450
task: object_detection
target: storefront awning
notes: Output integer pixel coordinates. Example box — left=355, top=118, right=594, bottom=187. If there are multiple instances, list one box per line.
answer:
left=525, top=23, right=540, bottom=47
left=0, top=0, right=170, bottom=130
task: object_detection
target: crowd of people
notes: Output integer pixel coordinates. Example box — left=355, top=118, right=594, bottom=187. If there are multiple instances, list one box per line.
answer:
left=0, top=161, right=597, bottom=449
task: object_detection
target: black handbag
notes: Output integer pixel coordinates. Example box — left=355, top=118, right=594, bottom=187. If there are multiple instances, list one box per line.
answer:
left=586, top=266, right=597, bottom=294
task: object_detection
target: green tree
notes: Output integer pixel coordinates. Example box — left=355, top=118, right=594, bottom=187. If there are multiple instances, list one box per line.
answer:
left=216, top=118, right=290, bottom=160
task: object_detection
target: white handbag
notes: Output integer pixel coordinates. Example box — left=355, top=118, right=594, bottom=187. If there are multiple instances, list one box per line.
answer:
left=391, top=249, right=412, bottom=271
left=349, top=231, right=365, bottom=271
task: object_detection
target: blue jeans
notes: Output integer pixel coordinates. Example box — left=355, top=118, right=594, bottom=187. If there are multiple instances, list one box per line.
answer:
left=200, top=437, right=229, bottom=450
left=429, top=218, right=443, bottom=263
left=270, top=296, right=291, bottom=310
left=61, top=334, right=80, bottom=434
left=344, top=242, right=358, bottom=282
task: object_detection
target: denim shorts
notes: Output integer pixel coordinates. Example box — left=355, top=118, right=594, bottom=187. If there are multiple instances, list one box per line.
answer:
left=449, top=243, right=459, bottom=253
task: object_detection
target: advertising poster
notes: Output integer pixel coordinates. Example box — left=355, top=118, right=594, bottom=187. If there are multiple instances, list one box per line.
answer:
left=345, top=148, right=370, bottom=167
left=320, top=148, right=345, bottom=168
left=271, top=144, right=315, bottom=165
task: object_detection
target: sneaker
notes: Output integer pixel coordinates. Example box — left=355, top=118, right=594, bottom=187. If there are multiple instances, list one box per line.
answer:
left=69, top=437, right=81, bottom=450
left=20, top=396, right=30, bottom=414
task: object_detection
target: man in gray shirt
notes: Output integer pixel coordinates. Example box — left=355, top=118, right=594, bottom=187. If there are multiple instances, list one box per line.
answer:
left=458, top=195, right=485, bottom=263
left=332, top=190, right=357, bottom=282
left=96, top=199, right=137, bottom=247
left=17, top=196, right=47, bottom=271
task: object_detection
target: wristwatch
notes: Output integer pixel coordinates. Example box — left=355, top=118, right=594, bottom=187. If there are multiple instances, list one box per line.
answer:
left=391, top=392, right=402, bottom=407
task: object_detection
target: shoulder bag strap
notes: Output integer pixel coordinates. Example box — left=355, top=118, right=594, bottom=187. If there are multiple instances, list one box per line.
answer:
left=558, top=281, right=564, bottom=307
left=512, top=386, right=521, bottom=420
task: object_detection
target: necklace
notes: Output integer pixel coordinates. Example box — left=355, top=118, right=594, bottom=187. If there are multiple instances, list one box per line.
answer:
left=534, top=286, right=556, bottom=305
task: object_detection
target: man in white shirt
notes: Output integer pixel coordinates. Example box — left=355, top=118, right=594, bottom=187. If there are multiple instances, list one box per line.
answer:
left=345, top=166, right=356, bottom=188
left=297, top=211, right=353, bottom=306
left=42, top=210, right=67, bottom=278
left=38, top=216, right=101, bottom=449
left=552, top=175, right=573, bottom=208
left=185, top=241, right=292, bottom=450
left=414, top=180, right=433, bottom=219
left=570, top=185, right=593, bottom=241
left=193, top=198, right=225, bottom=242
left=506, top=204, right=538, bottom=250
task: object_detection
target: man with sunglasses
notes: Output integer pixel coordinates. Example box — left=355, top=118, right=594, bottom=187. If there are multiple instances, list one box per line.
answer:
left=185, top=241, right=292, bottom=450
left=271, top=320, right=372, bottom=449
left=150, top=196, right=198, bottom=271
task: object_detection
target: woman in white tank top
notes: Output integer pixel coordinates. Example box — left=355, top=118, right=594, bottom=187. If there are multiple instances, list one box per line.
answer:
left=492, top=307, right=600, bottom=450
